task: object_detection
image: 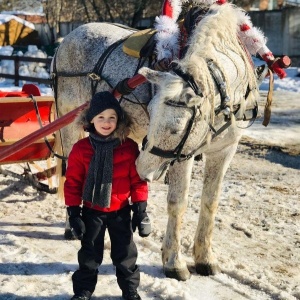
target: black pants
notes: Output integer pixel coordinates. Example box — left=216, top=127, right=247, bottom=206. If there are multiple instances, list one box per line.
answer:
left=72, top=205, right=140, bottom=295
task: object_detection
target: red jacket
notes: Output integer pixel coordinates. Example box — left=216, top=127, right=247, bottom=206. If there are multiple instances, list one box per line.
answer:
left=64, top=137, right=148, bottom=212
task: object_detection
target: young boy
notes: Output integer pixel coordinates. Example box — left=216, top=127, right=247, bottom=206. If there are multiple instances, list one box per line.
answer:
left=64, top=91, right=151, bottom=300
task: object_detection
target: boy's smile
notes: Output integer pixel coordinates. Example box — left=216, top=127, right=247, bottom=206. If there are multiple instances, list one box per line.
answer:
left=91, top=109, right=118, bottom=136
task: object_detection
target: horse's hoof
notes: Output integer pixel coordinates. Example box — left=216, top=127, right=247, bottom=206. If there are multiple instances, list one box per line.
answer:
left=64, top=229, right=76, bottom=240
left=195, top=263, right=221, bottom=276
left=164, top=267, right=191, bottom=281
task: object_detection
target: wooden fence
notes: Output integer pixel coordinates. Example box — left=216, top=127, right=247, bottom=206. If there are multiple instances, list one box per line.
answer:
left=0, top=55, right=52, bottom=86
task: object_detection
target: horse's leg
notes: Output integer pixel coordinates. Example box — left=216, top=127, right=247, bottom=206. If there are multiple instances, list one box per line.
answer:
left=162, top=158, right=194, bottom=281
left=194, top=141, right=239, bottom=275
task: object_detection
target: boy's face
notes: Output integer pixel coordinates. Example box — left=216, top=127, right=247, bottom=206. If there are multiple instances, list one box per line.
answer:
left=91, top=109, right=118, bottom=136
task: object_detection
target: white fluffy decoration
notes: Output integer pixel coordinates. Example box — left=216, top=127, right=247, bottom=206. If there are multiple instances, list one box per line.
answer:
left=155, top=0, right=272, bottom=60
left=235, top=8, right=253, bottom=27
left=234, top=8, right=271, bottom=58
left=154, top=15, right=180, bottom=60
left=190, top=0, right=219, bottom=5
left=257, top=45, right=273, bottom=59
left=169, top=0, right=183, bottom=21
left=238, top=26, right=268, bottom=56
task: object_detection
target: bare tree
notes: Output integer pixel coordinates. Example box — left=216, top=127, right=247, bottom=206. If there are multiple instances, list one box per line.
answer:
left=131, top=0, right=150, bottom=27
left=43, top=0, right=64, bottom=42
left=43, top=0, right=163, bottom=27
left=233, top=0, right=258, bottom=10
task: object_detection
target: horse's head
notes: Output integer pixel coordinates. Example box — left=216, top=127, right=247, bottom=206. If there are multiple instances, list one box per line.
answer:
left=136, top=67, right=212, bottom=182
left=136, top=4, right=260, bottom=182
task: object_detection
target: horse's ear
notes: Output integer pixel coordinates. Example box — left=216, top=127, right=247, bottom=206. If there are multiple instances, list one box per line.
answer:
left=139, top=67, right=174, bottom=84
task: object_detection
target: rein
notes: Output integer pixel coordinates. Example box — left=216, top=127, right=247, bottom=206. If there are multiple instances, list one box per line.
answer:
left=30, top=95, right=68, bottom=160
left=51, top=37, right=128, bottom=99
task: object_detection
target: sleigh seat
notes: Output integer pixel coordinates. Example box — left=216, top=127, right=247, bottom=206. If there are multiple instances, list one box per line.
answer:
left=123, top=28, right=157, bottom=58
left=0, top=84, right=56, bottom=164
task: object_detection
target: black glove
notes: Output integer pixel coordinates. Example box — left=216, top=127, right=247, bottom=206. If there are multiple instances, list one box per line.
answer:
left=67, top=206, right=86, bottom=240
left=131, top=202, right=151, bottom=237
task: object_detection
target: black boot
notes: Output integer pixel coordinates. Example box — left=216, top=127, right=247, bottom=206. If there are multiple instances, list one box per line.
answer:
left=122, top=289, right=141, bottom=300
left=71, top=290, right=92, bottom=300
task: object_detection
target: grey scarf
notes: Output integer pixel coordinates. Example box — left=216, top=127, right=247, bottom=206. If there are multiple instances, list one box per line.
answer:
left=82, top=132, right=120, bottom=208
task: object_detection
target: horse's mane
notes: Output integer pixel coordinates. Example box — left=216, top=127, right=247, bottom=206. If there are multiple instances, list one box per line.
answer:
left=186, top=3, right=243, bottom=59
left=147, top=4, right=259, bottom=149
left=180, top=3, right=258, bottom=122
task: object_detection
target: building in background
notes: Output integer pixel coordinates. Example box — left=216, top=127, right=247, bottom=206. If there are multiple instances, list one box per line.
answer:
left=0, top=14, right=40, bottom=47
left=248, top=0, right=300, bottom=10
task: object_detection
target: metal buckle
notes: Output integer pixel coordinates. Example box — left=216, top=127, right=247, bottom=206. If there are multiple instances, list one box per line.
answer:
left=88, top=73, right=101, bottom=81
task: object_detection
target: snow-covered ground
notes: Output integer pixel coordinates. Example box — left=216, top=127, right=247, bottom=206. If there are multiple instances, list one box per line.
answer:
left=0, top=60, right=299, bottom=300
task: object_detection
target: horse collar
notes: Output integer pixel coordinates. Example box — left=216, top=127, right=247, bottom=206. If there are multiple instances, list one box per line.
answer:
left=207, top=59, right=231, bottom=115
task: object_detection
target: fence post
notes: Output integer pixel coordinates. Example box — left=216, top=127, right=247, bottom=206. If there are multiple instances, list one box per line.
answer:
left=0, top=55, right=53, bottom=86
left=14, top=56, right=19, bottom=86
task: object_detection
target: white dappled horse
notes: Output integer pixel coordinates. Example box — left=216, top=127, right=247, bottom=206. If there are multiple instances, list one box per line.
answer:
left=136, top=3, right=259, bottom=279
left=52, top=3, right=259, bottom=280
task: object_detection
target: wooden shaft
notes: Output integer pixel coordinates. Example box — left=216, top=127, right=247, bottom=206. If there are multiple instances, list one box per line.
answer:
left=0, top=102, right=89, bottom=162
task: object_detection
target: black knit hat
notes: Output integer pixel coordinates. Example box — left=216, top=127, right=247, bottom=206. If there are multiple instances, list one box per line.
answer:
left=86, top=91, right=123, bottom=123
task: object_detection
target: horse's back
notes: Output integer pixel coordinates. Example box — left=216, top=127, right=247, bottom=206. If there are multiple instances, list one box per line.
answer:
left=54, top=22, right=146, bottom=109
left=54, top=22, right=151, bottom=152
left=56, top=23, right=135, bottom=74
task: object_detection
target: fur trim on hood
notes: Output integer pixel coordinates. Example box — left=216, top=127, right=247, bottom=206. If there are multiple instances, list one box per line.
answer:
left=76, top=105, right=132, bottom=142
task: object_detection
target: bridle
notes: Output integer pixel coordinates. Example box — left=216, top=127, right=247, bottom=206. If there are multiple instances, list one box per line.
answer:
left=141, top=63, right=256, bottom=164
left=141, top=64, right=206, bottom=164
left=142, top=100, right=198, bottom=163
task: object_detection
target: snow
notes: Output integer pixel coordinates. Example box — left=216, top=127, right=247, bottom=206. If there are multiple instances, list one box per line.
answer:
left=1, top=10, right=44, bottom=16
left=0, top=13, right=35, bottom=30
left=1, top=0, right=44, bottom=15
left=0, top=57, right=299, bottom=300
left=0, top=45, right=51, bottom=88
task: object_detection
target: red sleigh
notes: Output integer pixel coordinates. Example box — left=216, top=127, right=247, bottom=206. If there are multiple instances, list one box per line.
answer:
left=0, top=83, right=56, bottom=164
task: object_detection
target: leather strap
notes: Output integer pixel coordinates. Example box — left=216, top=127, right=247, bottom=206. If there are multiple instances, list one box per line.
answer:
left=262, top=70, right=274, bottom=127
